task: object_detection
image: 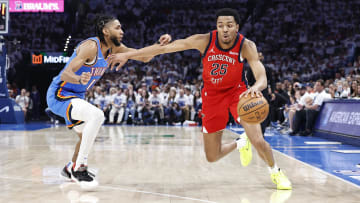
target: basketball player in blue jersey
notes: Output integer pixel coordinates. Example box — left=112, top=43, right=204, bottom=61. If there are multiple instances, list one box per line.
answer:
left=46, top=15, right=171, bottom=189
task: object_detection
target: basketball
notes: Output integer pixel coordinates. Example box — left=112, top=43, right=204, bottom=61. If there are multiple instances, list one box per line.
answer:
left=237, top=96, right=269, bottom=124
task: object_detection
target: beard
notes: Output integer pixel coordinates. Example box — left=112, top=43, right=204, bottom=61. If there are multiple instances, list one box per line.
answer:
left=110, top=35, right=121, bottom=46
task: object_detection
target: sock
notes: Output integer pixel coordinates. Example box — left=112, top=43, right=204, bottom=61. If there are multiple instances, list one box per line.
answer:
left=268, top=163, right=279, bottom=174
left=66, top=161, right=73, bottom=172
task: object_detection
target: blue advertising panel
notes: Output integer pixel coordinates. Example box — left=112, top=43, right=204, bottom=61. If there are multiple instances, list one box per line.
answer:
left=315, top=100, right=360, bottom=146
left=0, top=98, right=24, bottom=123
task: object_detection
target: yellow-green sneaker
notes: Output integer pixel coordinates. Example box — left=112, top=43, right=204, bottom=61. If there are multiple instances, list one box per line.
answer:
left=236, top=132, right=252, bottom=167
left=271, top=169, right=292, bottom=190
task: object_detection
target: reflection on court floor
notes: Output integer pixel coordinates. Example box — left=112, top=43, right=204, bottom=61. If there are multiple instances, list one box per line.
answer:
left=0, top=124, right=359, bottom=202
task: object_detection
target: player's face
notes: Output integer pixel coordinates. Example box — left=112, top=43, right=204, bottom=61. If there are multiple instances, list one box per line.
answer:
left=105, top=20, right=124, bottom=47
left=216, top=16, right=239, bottom=45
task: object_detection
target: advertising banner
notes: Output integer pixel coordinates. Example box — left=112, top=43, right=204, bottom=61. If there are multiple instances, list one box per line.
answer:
left=9, top=0, right=64, bottom=13
left=315, top=100, right=360, bottom=137
left=31, top=52, right=70, bottom=65
left=0, top=98, right=24, bottom=123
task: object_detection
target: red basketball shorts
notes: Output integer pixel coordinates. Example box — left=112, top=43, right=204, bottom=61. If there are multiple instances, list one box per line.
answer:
left=201, top=85, right=247, bottom=134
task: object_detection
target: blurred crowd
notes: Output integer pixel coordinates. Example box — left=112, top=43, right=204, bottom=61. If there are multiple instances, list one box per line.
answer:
left=4, top=0, right=360, bottom=133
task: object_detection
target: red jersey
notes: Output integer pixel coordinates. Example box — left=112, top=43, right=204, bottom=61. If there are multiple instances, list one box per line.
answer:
left=202, top=30, right=246, bottom=91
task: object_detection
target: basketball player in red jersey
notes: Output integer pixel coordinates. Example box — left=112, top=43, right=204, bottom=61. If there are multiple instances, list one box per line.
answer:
left=108, top=8, right=291, bottom=190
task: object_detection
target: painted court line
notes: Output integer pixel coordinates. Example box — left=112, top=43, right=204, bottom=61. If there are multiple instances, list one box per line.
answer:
left=331, top=150, right=360, bottom=154
left=0, top=175, right=217, bottom=203
left=99, top=185, right=217, bottom=203
left=272, top=150, right=360, bottom=189
left=304, top=141, right=342, bottom=145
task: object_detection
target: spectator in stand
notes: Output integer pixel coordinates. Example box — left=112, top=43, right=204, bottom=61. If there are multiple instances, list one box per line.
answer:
left=291, top=79, right=332, bottom=136
left=94, top=90, right=111, bottom=122
left=193, top=90, right=202, bottom=124
left=351, top=80, right=359, bottom=98
left=15, top=88, right=29, bottom=118
left=123, top=88, right=136, bottom=124
left=30, top=85, right=41, bottom=120
left=270, top=82, right=289, bottom=125
left=25, top=91, right=33, bottom=121
left=169, top=102, right=184, bottom=125
left=286, top=86, right=309, bottom=133
left=142, top=99, right=154, bottom=125
left=163, top=88, right=176, bottom=123
left=175, top=89, right=190, bottom=121
left=148, top=87, right=164, bottom=124
left=109, top=88, right=126, bottom=124
left=184, top=87, right=194, bottom=120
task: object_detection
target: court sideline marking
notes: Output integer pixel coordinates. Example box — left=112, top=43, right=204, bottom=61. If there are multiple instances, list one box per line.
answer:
left=227, top=129, right=360, bottom=189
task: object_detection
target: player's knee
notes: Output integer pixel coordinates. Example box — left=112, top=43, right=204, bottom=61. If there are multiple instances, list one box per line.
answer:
left=205, top=153, right=218, bottom=162
left=91, top=108, right=105, bottom=123
left=252, top=138, right=266, bottom=150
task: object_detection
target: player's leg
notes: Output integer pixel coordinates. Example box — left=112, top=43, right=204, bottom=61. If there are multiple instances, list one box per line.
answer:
left=59, top=124, right=83, bottom=181
left=70, top=98, right=104, bottom=189
left=240, top=121, right=274, bottom=166
left=241, top=120, right=291, bottom=190
left=203, top=130, right=237, bottom=162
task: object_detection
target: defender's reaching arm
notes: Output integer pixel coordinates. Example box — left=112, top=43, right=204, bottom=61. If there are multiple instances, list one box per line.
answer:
left=108, top=34, right=209, bottom=70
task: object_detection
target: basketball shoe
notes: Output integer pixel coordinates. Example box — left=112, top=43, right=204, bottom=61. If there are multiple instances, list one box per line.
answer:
left=270, top=168, right=292, bottom=190
left=61, top=162, right=95, bottom=181
left=235, top=132, right=252, bottom=166
left=60, top=162, right=73, bottom=181
left=71, top=165, right=98, bottom=190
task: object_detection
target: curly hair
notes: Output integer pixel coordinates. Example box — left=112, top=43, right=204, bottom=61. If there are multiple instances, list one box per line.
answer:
left=95, top=14, right=116, bottom=45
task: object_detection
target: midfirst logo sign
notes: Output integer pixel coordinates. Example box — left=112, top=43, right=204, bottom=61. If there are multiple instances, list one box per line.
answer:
left=32, top=53, right=70, bottom=64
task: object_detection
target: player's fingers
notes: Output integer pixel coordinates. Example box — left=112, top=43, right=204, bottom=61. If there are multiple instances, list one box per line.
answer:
left=160, top=34, right=171, bottom=45
left=239, top=91, right=246, bottom=98
left=256, top=91, right=263, bottom=97
left=116, top=62, right=125, bottom=71
left=110, top=62, right=116, bottom=71
left=250, top=90, right=255, bottom=97
left=242, top=90, right=250, bottom=98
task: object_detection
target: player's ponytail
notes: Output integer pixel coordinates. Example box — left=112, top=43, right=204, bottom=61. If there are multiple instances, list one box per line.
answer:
left=95, top=14, right=116, bottom=45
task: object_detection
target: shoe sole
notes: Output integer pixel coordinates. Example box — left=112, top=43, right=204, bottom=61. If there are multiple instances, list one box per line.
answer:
left=70, top=172, right=99, bottom=190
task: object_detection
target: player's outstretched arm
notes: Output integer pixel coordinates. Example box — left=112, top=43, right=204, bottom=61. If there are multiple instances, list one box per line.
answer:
left=113, top=34, right=172, bottom=63
left=108, top=33, right=209, bottom=71
left=60, top=40, right=96, bottom=85
left=240, top=39, right=267, bottom=98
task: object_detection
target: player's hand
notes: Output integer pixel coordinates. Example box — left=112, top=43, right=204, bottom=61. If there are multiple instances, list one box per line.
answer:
left=108, top=53, right=129, bottom=71
left=80, top=72, right=91, bottom=85
left=240, top=87, right=263, bottom=98
left=158, top=34, right=172, bottom=45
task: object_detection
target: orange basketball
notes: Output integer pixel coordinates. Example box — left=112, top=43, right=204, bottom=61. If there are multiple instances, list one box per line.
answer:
left=237, top=96, right=269, bottom=124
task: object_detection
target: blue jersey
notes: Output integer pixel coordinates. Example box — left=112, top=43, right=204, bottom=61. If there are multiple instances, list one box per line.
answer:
left=49, top=37, right=109, bottom=100
left=46, top=37, right=109, bottom=129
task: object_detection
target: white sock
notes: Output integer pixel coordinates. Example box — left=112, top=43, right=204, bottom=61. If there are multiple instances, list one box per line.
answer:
left=268, top=163, right=279, bottom=174
left=70, top=99, right=105, bottom=171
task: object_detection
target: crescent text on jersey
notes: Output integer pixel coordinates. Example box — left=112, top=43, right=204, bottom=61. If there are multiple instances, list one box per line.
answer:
left=207, top=54, right=236, bottom=65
